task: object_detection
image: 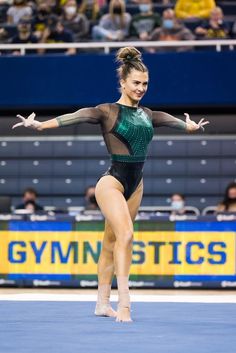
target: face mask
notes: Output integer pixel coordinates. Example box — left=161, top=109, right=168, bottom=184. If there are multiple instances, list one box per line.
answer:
left=163, top=19, right=174, bottom=29
left=113, top=6, right=122, bottom=15
left=139, top=4, right=151, bottom=13
left=89, top=195, right=97, bottom=205
left=171, top=201, right=184, bottom=211
left=65, top=6, right=77, bottom=16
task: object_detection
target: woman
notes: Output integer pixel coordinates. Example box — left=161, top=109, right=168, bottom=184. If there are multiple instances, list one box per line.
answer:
left=92, top=0, right=131, bottom=41
left=216, top=182, right=236, bottom=213
left=12, top=47, right=209, bottom=322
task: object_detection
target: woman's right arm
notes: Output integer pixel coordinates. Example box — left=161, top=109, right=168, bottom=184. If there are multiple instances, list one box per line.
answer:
left=12, top=107, right=105, bottom=131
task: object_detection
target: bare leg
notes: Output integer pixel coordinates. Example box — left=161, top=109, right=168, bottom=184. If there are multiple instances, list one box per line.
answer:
left=95, top=221, right=117, bottom=317
left=95, top=176, right=143, bottom=322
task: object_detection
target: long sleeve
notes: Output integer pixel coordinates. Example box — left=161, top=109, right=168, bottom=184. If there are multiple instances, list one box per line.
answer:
left=56, top=106, right=106, bottom=127
left=151, top=111, right=187, bottom=130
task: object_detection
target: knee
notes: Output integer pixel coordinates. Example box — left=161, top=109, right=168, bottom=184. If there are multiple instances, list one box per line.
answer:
left=116, top=229, right=133, bottom=247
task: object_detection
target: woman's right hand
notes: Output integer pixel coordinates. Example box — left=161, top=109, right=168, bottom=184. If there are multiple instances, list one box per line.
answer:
left=12, top=112, right=42, bottom=130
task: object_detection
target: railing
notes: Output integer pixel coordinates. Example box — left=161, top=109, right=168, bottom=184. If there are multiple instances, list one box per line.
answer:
left=0, top=39, right=236, bottom=55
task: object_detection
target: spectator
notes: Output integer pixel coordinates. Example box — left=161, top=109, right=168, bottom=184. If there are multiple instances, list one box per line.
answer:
left=15, top=187, right=44, bottom=211
left=40, top=14, right=76, bottom=54
left=170, top=193, right=186, bottom=215
left=195, top=7, right=230, bottom=39
left=92, top=0, right=131, bottom=41
left=216, top=182, right=236, bottom=213
left=232, top=19, right=236, bottom=39
left=84, top=185, right=99, bottom=210
left=149, top=8, right=194, bottom=52
left=79, top=0, right=101, bottom=25
left=7, top=0, right=33, bottom=24
left=129, top=0, right=161, bottom=40
left=33, top=0, right=53, bottom=40
left=62, top=0, right=89, bottom=41
left=10, top=17, right=39, bottom=55
left=175, top=0, right=215, bottom=20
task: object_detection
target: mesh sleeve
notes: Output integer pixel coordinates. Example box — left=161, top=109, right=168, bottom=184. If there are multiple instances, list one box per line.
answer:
left=152, top=111, right=187, bottom=130
left=56, top=107, right=105, bottom=127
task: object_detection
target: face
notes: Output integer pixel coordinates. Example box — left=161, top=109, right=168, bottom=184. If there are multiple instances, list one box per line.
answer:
left=228, top=187, right=236, bottom=199
left=121, top=69, right=149, bottom=104
left=171, top=194, right=183, bottom=202
left=23, top=192, right=36, bottom=202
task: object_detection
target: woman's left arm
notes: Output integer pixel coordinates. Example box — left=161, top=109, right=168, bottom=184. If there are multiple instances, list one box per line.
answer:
left=152, top=111, right=209, bottom=133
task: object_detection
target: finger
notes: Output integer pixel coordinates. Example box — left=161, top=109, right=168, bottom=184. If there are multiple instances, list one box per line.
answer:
left=200, top=121, right=210, bottom=126
left=198, top=118, right=204, bottom=125
left=16, top=114, right=26, bottom=122
left=28, top=112, right=36, bottom=121
left=12, top=122, right=23, bottom=129
left=184, top=113, right=190, bottom=121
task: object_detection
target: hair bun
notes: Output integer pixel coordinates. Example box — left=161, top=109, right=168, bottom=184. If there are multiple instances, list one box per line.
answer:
left=116, top=47, right=142, bottom=65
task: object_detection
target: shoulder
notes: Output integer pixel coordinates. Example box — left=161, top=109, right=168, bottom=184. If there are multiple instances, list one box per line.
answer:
left=140, top=106, right=152, bottom=117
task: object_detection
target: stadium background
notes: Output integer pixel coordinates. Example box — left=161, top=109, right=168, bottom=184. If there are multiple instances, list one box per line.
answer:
left=0, top=46, right=236, bottom=289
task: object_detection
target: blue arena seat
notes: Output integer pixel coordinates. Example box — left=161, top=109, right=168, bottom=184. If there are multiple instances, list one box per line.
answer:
left=53, top=141, right=86, bottom=157
left=19, top=178, right=52, bottom=194
left=0, top=178, right=19, bottom=194
left=149, top=140, right=187, bottom=157
left=52, top=178, right=86, bottom=195
left=0, top=159, right=19, bottom=176
left=220, top=158, right=236, bottom=176
left=144, top=158, right=187, bottom=176
left=53, top=160, right=83, bottom=176
left=19, top=160, right=53, bottom=177
left=85, top=141, right=108, bottom=157
left=0, top=141, right=20, bottom=157
left=186, top=178, right=220, bottom=194
left=20, top=141, right=54, bottom=157
left=143, top=177, right=186, bottom=194
left=221, top=140, right=236, bottom=156
left=187, top=158, right=220, bottom=176
left=187, top=140, right=221, bottom=157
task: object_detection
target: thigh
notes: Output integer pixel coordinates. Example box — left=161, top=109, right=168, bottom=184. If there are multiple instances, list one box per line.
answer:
left=95, top=175, right=133, bottom=236
left=127, top=179, right=143, bottom=221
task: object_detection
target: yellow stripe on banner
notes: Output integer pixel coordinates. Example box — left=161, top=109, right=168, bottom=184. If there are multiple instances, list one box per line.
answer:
left=0, top=231, right=235, bottom=275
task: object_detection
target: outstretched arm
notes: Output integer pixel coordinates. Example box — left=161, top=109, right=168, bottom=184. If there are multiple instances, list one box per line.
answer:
left=12, top=107, right=105, bottom=131
left=151, top=111, right=209, bottom=132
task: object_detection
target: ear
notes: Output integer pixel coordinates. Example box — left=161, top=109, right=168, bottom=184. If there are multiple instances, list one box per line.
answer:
left=120, top=79, right=125, bottom=89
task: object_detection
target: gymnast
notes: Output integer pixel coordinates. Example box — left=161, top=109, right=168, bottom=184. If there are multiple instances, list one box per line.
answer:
left=13, top=46, right=209, bottom=322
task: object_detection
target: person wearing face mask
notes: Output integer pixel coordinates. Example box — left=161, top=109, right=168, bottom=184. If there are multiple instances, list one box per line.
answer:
left=92, top=0, right=131, bottom=41
left=40, top=14, right=76, bottom=54
left=149, top=8, right=194, bottom=53
left=195, top=7, right=229, bottom=39
left=216, top=182, right=236, bottom=213
left=33, top=1, right=52, bottom=40
left=10, top=17, right=39, bottom=55
left=62, top=0, right=89, bottom=41
left=129, top=0, right=161, bottom=40
left=7, top=0, right=32, bottom=24
left=170, top=193, right=186, bottom=215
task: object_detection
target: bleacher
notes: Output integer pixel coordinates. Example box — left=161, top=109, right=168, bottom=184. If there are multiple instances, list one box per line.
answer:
left=0, top=136, right=235, bottom=211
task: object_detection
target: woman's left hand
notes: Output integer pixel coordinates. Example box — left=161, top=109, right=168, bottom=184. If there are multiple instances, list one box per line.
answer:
left=184, top=113, right=209, bottom=133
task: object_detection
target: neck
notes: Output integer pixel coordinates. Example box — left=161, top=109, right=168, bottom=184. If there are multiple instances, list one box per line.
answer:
left=117, top=95, right=139, bottom=107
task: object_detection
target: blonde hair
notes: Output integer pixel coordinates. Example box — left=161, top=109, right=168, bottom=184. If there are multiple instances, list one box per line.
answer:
left=109, top=0, right=126, bottom=29
left=116, top=47, right=148, bottom=80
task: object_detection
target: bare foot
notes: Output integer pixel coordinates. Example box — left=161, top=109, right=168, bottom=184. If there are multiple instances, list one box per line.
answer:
left=116, top=307, right=132, bottom=322
left=94, top=304, right=117, bottom=317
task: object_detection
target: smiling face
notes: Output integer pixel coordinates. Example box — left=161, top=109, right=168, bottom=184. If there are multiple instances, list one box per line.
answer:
left=120, top=69, right=149, bottom=105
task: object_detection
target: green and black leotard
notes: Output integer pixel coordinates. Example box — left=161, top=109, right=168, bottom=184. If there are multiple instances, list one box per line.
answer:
left=56, top=103, right=187, bottom=200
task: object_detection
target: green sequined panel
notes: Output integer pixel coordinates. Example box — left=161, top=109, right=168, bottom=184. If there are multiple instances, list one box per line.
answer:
left=111, top=104, right=154, bottom=162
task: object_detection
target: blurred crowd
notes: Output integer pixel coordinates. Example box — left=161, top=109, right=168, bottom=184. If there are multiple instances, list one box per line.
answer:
left=0, top=0, right=236, bottom=54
